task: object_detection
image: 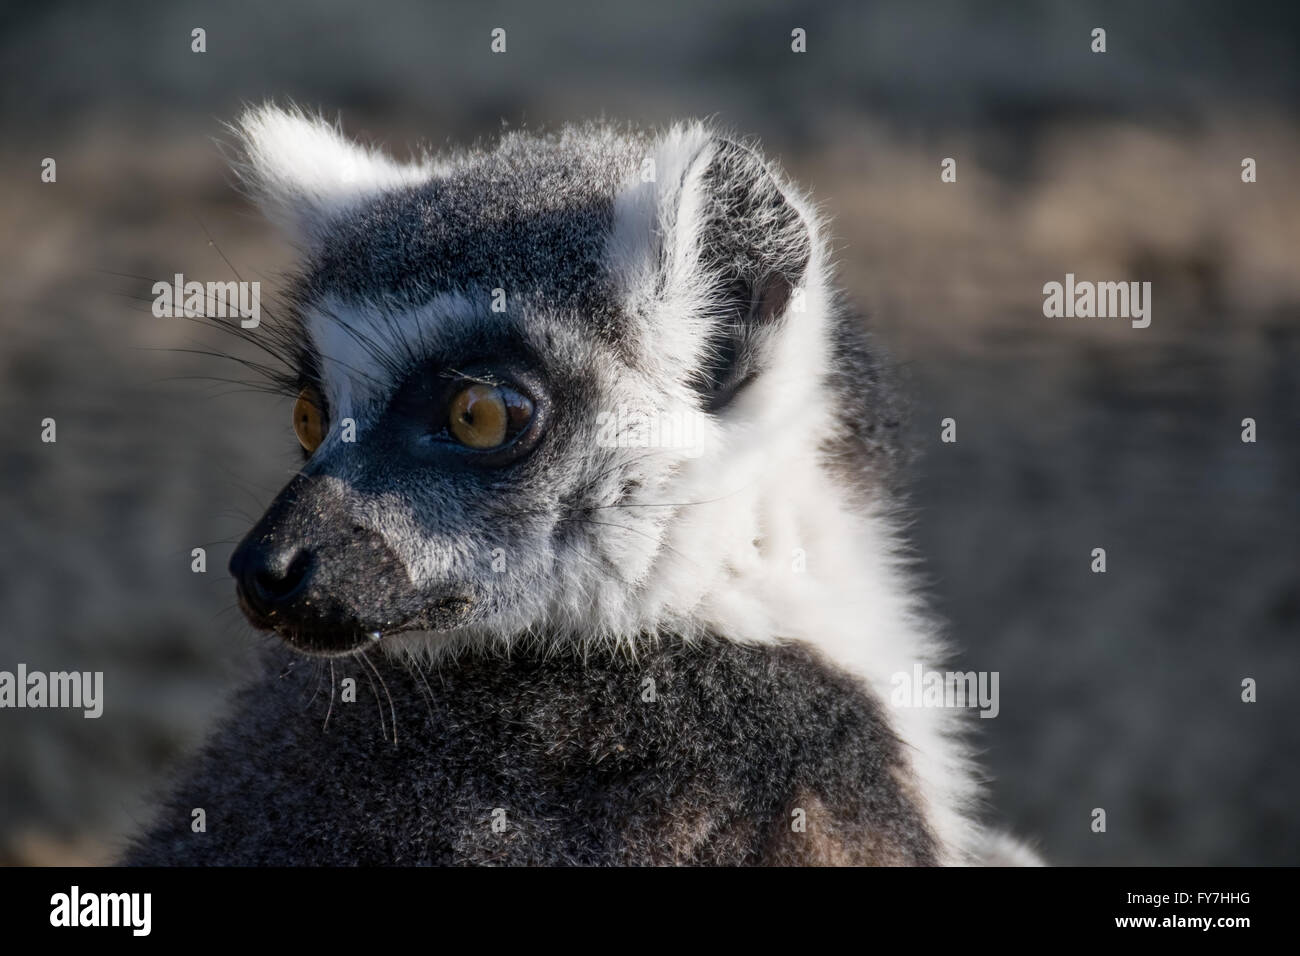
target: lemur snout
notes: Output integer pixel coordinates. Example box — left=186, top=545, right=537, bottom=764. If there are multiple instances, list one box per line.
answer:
left=230, top=475, right=447, bottom=656
left=231, top=544, right=312, bottom=619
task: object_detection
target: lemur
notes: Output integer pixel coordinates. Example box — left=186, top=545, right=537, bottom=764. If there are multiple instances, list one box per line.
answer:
left=125, top=106, right=1039, bottom=866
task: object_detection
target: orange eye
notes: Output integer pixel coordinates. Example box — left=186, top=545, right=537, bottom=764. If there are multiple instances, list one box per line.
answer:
left=448, top=383, right=533, bottom=450
left=293, top=387, right=327, bottom=453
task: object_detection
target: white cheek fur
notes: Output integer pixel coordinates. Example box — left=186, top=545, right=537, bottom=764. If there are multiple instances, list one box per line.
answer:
left=240, top=109, right=1035, bottom=866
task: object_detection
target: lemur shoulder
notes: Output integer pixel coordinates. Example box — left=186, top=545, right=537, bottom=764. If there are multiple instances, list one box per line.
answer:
left=125, top=107, right=1040, bottom=866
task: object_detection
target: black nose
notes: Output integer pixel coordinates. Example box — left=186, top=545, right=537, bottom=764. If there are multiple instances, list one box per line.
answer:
left=231, top=543, right=313, bottom=620
left=229, top=475, right=466, bottom=656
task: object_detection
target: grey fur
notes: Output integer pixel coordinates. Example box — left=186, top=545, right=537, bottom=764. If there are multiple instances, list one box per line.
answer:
left=125, top=637, right=936, bottom=866
left=298, top=128, right=638, bottom=340
left=821, top=306, right=910, bottom=500
left=124, top=114, right=1028, bottom=865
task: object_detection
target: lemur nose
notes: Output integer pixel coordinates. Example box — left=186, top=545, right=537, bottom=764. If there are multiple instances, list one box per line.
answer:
left=231, top=544, right=313, bottom=619
left=228, top=475, right=442, bottom=655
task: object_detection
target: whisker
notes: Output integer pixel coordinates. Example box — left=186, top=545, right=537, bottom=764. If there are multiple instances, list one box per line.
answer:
left=323, top=661, right=337, bottom=732
left=304, top=659, right=326, bottom=710
left=355, top=656, right=388, bottom=743
left=361, top=649, right=399, bottom=746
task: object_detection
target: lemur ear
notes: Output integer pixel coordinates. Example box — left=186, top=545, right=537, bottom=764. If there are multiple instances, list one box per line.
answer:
left=662, top=132, right=813, bottom=411
left=230, top=104, right=435, bottom=244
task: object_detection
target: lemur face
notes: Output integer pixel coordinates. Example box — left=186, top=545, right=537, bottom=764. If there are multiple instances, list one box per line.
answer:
left=227, top=108, right=813, bottom=656
left=231, top=290, right=638, bottom=656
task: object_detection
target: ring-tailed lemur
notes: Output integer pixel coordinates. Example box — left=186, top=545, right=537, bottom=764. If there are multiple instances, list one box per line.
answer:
left=125, top=106, right=1039, bottom=866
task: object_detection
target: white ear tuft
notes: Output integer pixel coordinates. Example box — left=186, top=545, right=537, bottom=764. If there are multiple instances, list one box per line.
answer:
left=231, top=104, right=436, bottom=242
left=608, top=122, right=717, bottom=305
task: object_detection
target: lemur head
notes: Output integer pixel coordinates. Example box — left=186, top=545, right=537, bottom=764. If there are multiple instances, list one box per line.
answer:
left=226, top=106, right=890, bottom=659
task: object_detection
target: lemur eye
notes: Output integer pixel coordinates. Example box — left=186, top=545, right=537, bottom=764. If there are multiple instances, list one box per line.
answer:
left=293, top=387, right=327, bottom=453
left=448, top=383, right=533, bottom=450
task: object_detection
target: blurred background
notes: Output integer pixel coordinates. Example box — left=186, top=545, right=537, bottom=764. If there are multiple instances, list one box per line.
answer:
left=0, top=0, right=1296, bottom=865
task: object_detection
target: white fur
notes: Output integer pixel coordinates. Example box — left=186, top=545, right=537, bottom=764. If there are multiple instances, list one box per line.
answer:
left=239, top=109, right=1028, bottom=866
left=592, top=129, right=983, bottom=862
left=233, top=104, right=441, bottom=243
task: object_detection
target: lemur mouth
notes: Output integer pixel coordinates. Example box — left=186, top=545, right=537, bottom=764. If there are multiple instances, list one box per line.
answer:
left=236, top=589, right=477, bottom=658
left=229, top=482, right=479, bottom=656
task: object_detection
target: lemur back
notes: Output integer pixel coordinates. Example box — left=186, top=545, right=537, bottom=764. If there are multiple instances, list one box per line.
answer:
left=128, top=638, right=936, bottom=865
left=124, top=107, right=1038, bottom=866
